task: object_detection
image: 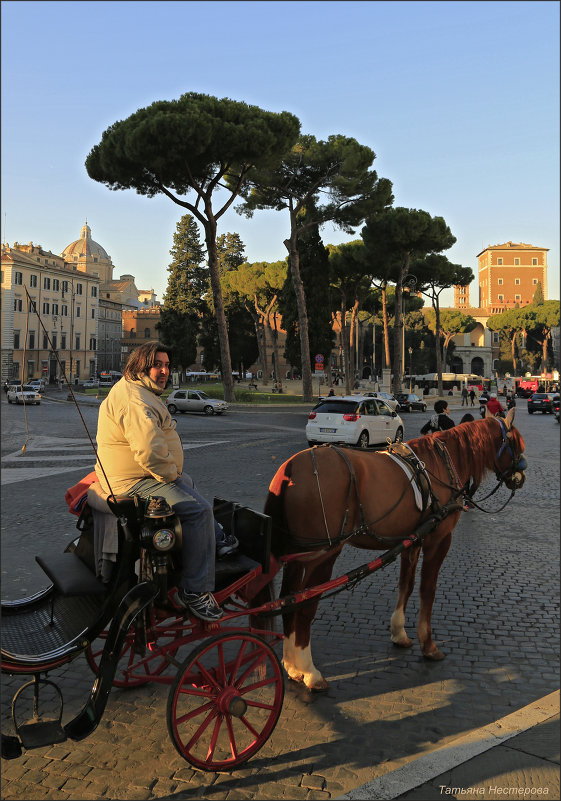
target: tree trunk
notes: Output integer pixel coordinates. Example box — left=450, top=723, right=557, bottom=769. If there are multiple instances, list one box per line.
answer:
left=269, top=309, right=282, bottom=388
left=204, top=218, right=234, bottom=403
left=284, top=219, right=313, bottom=403
left=245, top=300, right=268, bottom=381
left=349, top=298, right=360, bottom=386
left=391, top=256, right=408, bottom=395
left=381, top=282, right=391, bottom=369
left=511, top=330, right=517, bottom=373
left=434, top=294, right=443, bottom=397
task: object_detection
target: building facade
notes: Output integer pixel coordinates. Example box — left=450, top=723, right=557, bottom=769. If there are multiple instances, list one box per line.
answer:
left=1, top=242, right=101, bottom=383
left=477, top=241, right=548, bottom=312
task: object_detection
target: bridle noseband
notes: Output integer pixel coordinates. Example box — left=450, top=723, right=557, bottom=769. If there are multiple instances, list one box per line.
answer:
left=494, top=418, right=527, bottom=484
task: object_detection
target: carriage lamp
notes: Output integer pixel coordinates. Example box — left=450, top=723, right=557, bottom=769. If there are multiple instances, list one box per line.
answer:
left=140, top=495, right=182, bottom=551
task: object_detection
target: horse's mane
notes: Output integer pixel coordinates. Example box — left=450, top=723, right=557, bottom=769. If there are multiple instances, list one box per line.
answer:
left=408, top=417, right=524, bottom=487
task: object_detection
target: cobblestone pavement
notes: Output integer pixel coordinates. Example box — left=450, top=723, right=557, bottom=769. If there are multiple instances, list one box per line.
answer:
left=1, top=397, right=559, bottom=800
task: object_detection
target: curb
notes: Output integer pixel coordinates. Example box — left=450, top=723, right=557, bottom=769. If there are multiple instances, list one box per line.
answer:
left=336, top=690, right=560, bottom=800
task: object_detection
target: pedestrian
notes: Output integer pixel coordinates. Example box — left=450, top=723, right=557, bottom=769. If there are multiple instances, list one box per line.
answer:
left=460, top=413, right=475, bottom=423
left=94, top=341, right=238, bottom=622
left=420, top=400, right=455, bottom=435
left=328, top=388, right=335, bottom=397
left=469, top=388, right=476, bottom=406
left=461, top=386, right=468, bottom=406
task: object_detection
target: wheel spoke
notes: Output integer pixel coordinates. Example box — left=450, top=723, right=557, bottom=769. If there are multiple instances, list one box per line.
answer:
left=175, top=700, right=216, bottom=725
left=224, top=715, right=239, bottom=760
left=184, top=707, right=219, bottom=752
left=239, top=675, right=279, bottom=694
left=244, top=698, right=277, bottom=711
left=234, top=650, right=267, bottom=689
left=228, top=639, right=247, bottom=684
left=206, top=714, right=225, bottom=762
left=239, top=715, right=260, bottom=738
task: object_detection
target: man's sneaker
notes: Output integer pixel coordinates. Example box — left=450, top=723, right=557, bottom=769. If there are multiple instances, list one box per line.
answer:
left=176, top=589, right=224, bottom=622
left=217, top=533, right=239, bottom=559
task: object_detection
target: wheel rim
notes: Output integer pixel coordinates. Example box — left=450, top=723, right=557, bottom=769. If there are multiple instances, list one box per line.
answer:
left=204, top=405, right=214, bottom=415
left=358, top=431, right=369, bottom=448
left=86, top=609, right=184, bottom=688
left=395, top=427, right=404, bottom=442
left=167, top=632, right=284, bottom=771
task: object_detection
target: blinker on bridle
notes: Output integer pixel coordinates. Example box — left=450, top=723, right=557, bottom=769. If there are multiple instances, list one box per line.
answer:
left=495, top=418, right=527, bottom=482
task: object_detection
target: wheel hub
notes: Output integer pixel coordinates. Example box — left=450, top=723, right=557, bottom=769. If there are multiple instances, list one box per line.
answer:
left=218, top=687, right=247, bottom=718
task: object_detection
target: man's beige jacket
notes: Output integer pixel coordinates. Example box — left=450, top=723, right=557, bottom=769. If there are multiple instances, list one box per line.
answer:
left=95, top=374, right=184, bottom=495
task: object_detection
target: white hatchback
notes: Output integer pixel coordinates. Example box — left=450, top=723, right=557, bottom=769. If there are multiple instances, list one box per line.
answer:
left=306, top=395, right=404, bottom=448
left=166, top=389, right=228, bottom=416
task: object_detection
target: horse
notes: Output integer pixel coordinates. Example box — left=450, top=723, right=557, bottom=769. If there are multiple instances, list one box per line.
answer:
left=263, top=407, right=527, bottom=691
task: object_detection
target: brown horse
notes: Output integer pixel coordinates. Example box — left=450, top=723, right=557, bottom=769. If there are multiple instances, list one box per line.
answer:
left=264, top=408, right=527, bottom=690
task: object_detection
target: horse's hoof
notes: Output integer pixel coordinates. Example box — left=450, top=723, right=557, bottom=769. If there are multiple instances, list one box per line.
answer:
left=287, top=672, right=305, bottom=684
left=392, top=637, right=413, bottom=649
left=423, top=649, right=445, bottom=661
left=309, top=679, right=329, bottom=692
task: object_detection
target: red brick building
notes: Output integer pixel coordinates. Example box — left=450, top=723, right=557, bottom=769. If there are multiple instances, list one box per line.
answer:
left=476, top=241, right=548, bottom=313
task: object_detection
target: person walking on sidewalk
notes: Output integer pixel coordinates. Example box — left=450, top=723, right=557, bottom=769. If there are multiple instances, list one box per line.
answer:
left=461, top=386, right=468, bottom=406
left=469, top=388, right=476, bottom=406
left=94, top=341, right=238, bottom=622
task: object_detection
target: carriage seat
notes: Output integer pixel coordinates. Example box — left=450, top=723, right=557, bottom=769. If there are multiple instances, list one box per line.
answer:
left=35, top=551, right=106, bottom=597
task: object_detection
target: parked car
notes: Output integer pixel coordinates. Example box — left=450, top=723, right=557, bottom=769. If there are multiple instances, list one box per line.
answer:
left=361, top=391, right=399, bottom=411
left=395, top=392, right=427, bottom=413
left=527, top=393, right=555, bottom=414
left=7, top=384, right=42, bottom=405
left=28, top=378, right=47, bottom=392
left=306, top=395, right=404, bottom=448
left=166, top=389, right=228, bottom=415
left=552, top=395, right=559, bottom=423
left=82, top=378, right=100, bottom=388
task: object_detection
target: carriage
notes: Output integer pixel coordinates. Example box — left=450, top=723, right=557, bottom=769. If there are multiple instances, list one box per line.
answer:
left=1, top=408, right=527, bottom=771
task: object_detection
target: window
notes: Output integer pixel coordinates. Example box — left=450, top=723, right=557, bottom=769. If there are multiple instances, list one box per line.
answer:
left=515, top=294, right=521, bottom=302
left=76, top=306, right=81, bottom=318
left=497, top=258, right=503, bottom=265
left=130, top=329, right=136, bottom=338
left=43, top=334, right=48, bottom=349
left=14, top=331, right=20, bottom=349
left=75, top=335, right=81, bottom=350
left=91, top=286, right=97, bottom=297
left=61, top=305, right=68, bottom=316
left=52, top=303, right=59, bottom=315
left=14, top=298, right=23, bottom=311
left=498, top=278, right=503, bottom=285
left=62, top=280, right=69, bottom=294
left=514, top=258, right=520, bottom=265
left=144, top=328, right=151, bottom=338
left=52, top=334, right=57, bottom=350
left=29, top=274, right=37, bottom=287
left=75, top=360, right=80, bottom=378
left=493, top=332, right=500, bottom=343
left=532, top=258, right=538, bottom=265
left=89, top=337, right=97, bottom=350
left=76, top=283, right=83, bottom=295
left=533, top=279, right=538, bottom=285
left=53, top=279, right=60, bottom=291
left=42, top=302, right=50, bottom=315
left=498, top=294, right=504, bottom=302
left=61, top=334, right=66, bottom=349
left=44, top=277, right=51, bottom=289
left=515, top=278, right=520, bottom=285
left=91, top=308, right=95, bottom=319
left=29, top=332, right=35, bottom=349
left=14, top=271, right=23, bottom=285
left=27, top=361, right=35, bottom=379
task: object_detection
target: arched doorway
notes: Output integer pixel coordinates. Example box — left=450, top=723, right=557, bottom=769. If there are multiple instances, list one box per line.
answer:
left=451, top=356, right=463, bottom=374
left=471, top=356, right=484, bottom=375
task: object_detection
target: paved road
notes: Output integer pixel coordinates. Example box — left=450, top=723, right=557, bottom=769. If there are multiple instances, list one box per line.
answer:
left=1, top=393, right=559, bottom=799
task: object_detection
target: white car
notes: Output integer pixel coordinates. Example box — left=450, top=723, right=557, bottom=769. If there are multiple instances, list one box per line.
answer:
left=306, top=395, right=404, bottom=448
left=28, top=378, right=47, bottom=392
left=361, top=391, right=400, bottom=411
left=7, top=384, right=42, bottom=405
left=166, top=389, right=228, bottom=416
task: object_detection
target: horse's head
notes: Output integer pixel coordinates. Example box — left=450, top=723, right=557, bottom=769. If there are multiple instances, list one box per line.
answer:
left=494, top=407, right=527, bottom=490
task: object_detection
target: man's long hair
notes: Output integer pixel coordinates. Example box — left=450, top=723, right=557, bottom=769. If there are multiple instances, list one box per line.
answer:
left=123, top=342, right=172, bottom=381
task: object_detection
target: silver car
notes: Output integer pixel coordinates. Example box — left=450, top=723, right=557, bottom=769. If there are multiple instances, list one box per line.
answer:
left=361, top=391, right=399, bottom=411
left=306, top=395, right=404, bottom=448
left=166, top=389, right=228, bottom=416
left=7, top=384, right=42, bottom=405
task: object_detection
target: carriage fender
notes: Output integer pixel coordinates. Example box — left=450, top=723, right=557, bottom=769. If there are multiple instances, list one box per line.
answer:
left=64, top=581, right=159, bottom=742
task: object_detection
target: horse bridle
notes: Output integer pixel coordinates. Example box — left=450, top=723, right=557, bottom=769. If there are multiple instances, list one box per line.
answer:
left=493, top=417, right=527, bottom=485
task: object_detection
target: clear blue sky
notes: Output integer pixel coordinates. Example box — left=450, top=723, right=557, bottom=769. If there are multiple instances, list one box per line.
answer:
left=2, top=0, right=559, bottom=306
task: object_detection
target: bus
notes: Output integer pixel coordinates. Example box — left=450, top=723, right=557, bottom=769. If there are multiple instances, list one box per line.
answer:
left=414, top=373, right=492, bottom=394
left=99, top=371, right=123, bottom=386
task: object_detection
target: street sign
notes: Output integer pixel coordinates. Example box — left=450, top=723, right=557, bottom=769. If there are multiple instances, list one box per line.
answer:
left=315, top=354, right=324, bottom=364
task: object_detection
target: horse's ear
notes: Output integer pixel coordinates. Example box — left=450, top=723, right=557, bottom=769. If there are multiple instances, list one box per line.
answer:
left=505, top=406, right=515, bottom=429
left=485, top=405, right=494, bottom=419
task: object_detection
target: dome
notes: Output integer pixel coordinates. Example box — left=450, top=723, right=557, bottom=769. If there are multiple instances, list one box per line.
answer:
left=61, top=221, right=111, bottom=261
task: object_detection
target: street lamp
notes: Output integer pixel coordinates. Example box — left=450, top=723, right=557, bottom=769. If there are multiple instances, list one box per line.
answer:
left=408, top=346, right=413, bottom=392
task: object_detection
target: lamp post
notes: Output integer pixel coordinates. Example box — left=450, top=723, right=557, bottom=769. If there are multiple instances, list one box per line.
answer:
left=408, top=346, right=413, bottom=392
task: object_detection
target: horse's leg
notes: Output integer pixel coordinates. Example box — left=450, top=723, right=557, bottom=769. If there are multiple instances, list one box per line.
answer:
left=417, top=532, right=452, bottom=660
left=391, top=547, right=421, bottom=648
left=279, top=561, right=305, bottom=683
left=283, top=551, right=340, bottom=691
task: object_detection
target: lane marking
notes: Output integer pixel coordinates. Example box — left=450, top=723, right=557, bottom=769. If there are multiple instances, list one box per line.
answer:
left=337, top=690, right=560, bottom=800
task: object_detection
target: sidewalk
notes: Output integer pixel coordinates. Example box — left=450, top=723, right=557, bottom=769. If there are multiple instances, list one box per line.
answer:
left=338, top=691, right=560, bottom=800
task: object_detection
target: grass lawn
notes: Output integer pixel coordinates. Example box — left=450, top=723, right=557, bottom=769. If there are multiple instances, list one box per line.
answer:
left=82, top=382, right=311, bottom=404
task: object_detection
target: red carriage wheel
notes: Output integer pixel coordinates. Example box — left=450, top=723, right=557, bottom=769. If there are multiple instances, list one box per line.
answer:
left=86, top=609, right=184, bottom=688
left=166, top=631, right=284, bottom=771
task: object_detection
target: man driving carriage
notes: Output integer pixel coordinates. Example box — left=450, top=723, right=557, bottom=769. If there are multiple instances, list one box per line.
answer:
left=94, top=341, right=238, bottom=622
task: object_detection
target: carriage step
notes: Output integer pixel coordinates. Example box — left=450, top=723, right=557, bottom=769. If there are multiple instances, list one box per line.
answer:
left=17, top=719, right=67, bottom=749
left=35, top=552, right=106, bottom=597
